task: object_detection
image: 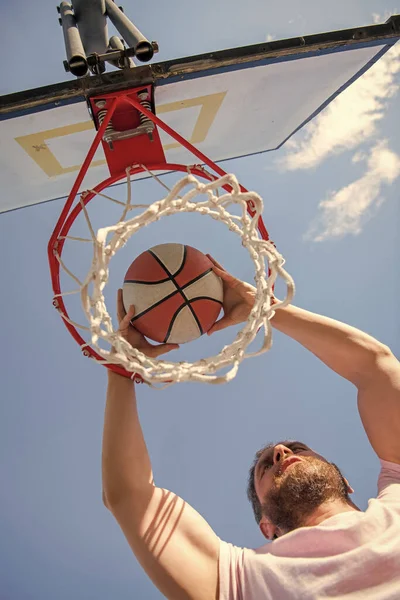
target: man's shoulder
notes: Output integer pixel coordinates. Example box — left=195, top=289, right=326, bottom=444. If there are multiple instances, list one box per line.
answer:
left=376, top=459, right=400, bottom=505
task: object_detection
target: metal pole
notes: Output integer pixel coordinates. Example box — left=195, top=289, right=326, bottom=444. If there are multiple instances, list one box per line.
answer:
left=107, top=35, right=134, bottom=69
left=71, top=0, right=108, bottom=73
left=104, top=0, right=154, bottom=61
left=58, top=2, right=88, bottom=77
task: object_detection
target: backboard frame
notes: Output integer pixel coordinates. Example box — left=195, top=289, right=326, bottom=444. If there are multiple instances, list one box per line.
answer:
left=1, top=16, right=399, bottom=118
left=1, top=16, right=399, bottom=214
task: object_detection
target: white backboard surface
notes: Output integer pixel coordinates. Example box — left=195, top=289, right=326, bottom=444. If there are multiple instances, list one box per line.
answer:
left=0, top=40, right=397, bottom=213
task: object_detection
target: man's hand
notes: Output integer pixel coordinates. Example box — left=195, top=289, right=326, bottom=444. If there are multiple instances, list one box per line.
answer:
left=206, top=255, right=257, bottom=334
left=117, top=289, right=178, bottom=358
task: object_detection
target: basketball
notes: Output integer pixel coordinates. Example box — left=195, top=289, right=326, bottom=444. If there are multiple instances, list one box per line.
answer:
left=122, top=243, right=223, bottom=344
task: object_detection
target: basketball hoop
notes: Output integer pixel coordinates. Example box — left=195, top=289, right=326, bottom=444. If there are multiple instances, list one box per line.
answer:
left=48, top=85, right=295, bottom=385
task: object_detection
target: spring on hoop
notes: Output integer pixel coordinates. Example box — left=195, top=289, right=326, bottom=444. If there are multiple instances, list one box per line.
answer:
left=138, top=93, right=153, bottom=127
left=97, top=109, right=115, bottom=137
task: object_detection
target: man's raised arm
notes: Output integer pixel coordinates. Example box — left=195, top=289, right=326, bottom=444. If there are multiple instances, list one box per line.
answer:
left=102, top=294, right=220, bottom=600
left=207, top=256, right=400, bottom=465
left=103, top=371, right=220, bottom=600
left=271, top=305, right=400, bottom=464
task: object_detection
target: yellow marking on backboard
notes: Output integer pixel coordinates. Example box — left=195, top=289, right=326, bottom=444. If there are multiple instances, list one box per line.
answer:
left=14, top=91, right=227, bottom=177
left=157, top=92, right=227, bottom=150
left=15, top=121, right=105, bottom=178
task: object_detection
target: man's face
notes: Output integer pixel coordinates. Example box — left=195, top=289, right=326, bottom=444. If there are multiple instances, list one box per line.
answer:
left=254, top=442, right=349, bottom=538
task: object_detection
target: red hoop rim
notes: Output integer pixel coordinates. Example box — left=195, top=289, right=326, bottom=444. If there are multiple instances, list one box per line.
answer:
left=48, top=162, right=272, bottom=379
left=47, top=87, right=272, bottom=379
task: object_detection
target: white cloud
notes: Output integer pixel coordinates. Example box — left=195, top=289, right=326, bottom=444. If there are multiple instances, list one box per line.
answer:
left=372, top=10, right=397, bottom=24
left=304, top=141, right=400, bottom=242
left=352, top=151, right=367, bottom=164
left=266, top=33, right=276, bottom=42
left=277, top=43, right=400, bottom=171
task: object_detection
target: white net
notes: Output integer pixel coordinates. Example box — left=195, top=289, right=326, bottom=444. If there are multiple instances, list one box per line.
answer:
left=55, top=166, right=295, bottom=385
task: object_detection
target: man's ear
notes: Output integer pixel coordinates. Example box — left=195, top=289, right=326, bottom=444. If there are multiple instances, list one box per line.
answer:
left=344, top=477, right=355, bottom=494
left=259, top=517, right=279, bottom=541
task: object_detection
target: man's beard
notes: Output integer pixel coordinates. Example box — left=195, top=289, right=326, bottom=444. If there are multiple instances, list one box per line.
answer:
left=261, top=456, right=349, bottom=534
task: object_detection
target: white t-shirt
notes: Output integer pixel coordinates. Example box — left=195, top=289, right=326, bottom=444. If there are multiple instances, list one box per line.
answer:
left=219, top=460, right=400, bottom=599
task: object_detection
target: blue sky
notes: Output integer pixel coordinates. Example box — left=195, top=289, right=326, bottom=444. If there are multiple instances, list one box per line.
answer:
left=1, top=1, right=399, bottom=599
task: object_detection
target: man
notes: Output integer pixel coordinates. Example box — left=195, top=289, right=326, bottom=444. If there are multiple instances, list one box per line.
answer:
left=102, top=255, right=400, bottom=600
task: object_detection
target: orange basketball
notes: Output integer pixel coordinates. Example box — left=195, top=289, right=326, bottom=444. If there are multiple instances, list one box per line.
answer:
left=122, top=243, right=223, bottom=344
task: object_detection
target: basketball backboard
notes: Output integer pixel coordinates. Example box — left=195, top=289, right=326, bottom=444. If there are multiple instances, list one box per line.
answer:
left=1, top=17, right=399, bottom=213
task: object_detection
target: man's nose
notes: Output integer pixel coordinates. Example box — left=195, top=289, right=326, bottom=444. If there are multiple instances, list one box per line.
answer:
left=273, top=444, right=293, bottom=465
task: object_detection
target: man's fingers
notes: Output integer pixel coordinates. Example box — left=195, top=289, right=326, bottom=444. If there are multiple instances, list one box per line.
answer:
left=126, top=304, right=135, bottom=320
left=210, top=263, right=239, bottom=287
left=122, top=306, right=135, bottom=324
left=207, top=315, right=234, bottom=335
left=117, top=290, right=137, bottom=329
left=119, top=304, right=135, bottom=331
left=206, top=254, right=225, bottom=271
left=117, top=289, right=127, bottom=322
left=206, top=255, right=240, bottom=286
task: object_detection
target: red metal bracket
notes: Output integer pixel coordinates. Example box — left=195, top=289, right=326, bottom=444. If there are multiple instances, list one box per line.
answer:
left=89, top=85, right=166, bottom=176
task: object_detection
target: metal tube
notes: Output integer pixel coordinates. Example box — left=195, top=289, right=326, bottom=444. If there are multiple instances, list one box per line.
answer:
left=107, top=35, right=134, bottom=69
left=104, top=0, right=154, bottom=62
left=59, top=1, right=88, bottom=77
left=71, top=0, right=108, bottom=57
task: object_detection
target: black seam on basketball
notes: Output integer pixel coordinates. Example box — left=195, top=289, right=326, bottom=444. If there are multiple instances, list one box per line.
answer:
left=124, top=277, right=171, bottom=285
left=148, top=250, right=176, bottom=282
left=188, top=296, right=224, bottom=306
left=189, top=307, right=203, bottom=335
left=148, top=250, right=209, bottom=307
left=181, top=268, right=214, bottom=291
left=176, top=284, right=203, bottom=336
left=130, top=288, right=180, bottom=322
left=171, top=245, right=187, bottom=278
left=163, top=304, right=185, bottom=343
left=186, top=297, right=223, bottom=334
left=134, top=252, right=217, bottom=336
left=163, top=303, right=201, bottom=343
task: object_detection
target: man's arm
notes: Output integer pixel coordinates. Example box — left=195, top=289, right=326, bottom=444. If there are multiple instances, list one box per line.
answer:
left=271, top=304, right=400, bottom=464
left=207, top=255, right=400, bottom=465
left=102, top=371, right=219, bottom=600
